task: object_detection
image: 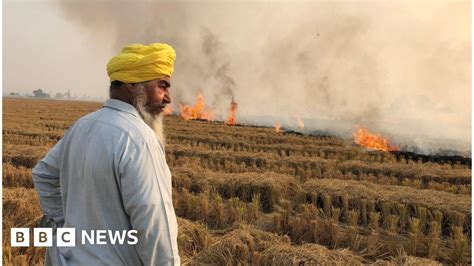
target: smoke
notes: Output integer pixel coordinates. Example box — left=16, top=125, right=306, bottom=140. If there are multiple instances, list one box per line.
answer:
left=200, top=28, right=236, bottom=107
left=5, top=0, right=471, bottom=154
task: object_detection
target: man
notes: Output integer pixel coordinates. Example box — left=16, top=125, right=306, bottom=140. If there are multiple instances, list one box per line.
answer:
left=32, top=43, right=180, bottom=265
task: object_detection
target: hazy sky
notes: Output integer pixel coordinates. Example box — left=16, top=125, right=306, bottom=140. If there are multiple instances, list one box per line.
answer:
left=3, top=0, right=471, bottom=152
left=4, top=1, right=115, bottom=98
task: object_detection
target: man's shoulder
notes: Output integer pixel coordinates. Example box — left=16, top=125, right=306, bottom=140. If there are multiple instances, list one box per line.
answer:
left=74, top=107, right=156, bottom=146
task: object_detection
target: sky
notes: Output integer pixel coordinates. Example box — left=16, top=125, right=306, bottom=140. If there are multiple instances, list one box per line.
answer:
left=3, top=0, right=471, bottom=153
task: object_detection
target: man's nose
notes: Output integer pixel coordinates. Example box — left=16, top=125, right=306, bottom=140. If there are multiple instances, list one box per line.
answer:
left=162, top=91, right=171, bottom=104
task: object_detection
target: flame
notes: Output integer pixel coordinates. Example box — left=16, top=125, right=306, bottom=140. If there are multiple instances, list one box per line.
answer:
left=163, top=105, right=173, bottom=116
left=294, top=114, right=304, bottom=131
left=353, top=127, right=399, bottom=151
left=275, top=122, right=283, bottom=133
left=179, top=92, right=215, bottom=121
left=226, top=98, right=238, bottom=125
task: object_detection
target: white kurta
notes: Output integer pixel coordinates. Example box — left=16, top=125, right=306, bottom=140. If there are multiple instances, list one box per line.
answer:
left=32, top=99, right=180, bottom=265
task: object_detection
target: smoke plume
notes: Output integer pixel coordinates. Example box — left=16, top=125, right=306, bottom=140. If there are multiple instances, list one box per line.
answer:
left=4, top=0, right=471, bottom=154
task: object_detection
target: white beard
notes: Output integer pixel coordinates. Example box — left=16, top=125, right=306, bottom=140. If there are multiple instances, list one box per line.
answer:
left=133, top=92, right=166, bottom=146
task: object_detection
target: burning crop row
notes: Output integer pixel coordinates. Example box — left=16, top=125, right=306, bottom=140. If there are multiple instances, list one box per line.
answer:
left=353, top=127, right=399, bottom=152
left=175, top=93, right=239, bottom=126
left=226, top=98, right=237, bottom=126
left=174, top=93, right=399, bottom=152
left=179, top=92, right=215, bottom=121
left=176, top=93, right=308, bottom=133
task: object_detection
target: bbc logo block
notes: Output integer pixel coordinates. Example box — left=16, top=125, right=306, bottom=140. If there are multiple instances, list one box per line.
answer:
left=34, top=228, right=53, bottom=247
left=11, top=228, right=29, bottom=247
left=11, top=228, right=76, bottom=247
left=57, top=228, right=75, bottom=247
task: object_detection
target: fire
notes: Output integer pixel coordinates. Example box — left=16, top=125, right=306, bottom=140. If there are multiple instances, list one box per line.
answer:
left=275, top=122, right=283, bottom=133
left=163, top=105, right=173, bottom=116
left=226, top=98, right=238, bottom=125
left=180, top=92, right=215, bottom=121
left=353, top=127, right=399, bottom=151
left=294, top=114, right=304, bottom=131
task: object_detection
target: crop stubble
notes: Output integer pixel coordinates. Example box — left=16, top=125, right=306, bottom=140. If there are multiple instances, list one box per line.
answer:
left=2, top=98, right=470, bottom=265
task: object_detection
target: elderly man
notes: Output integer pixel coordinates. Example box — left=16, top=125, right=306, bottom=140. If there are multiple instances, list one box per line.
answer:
left=32, top=43, right=180, bottom=265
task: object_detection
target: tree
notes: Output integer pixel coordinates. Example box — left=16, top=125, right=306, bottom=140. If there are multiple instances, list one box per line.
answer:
left=32, top=89, right=49, bottom=98
left=54, top=92, right=64, bottom=99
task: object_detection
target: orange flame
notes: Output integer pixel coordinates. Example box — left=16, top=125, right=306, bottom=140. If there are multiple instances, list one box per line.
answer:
left=275, top=122, right=283, bottom=133
left=353, top=127, right=399, bottom=151
left=294, top=114, right=304, bottom=131
left=226, top=98, right=238, bottom=125
left=180, top=92, right=215, bottom=121
left=163, top=105, right=173, bottom=116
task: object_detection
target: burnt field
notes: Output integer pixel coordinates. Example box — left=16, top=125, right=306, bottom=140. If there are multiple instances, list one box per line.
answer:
left=3, top=98, right=472, bottom=265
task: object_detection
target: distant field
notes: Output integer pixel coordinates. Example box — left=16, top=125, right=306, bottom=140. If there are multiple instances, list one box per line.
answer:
left=3, top=98, right=471, bottom=265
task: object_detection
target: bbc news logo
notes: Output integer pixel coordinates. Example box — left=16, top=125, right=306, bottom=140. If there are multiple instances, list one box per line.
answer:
left=11, top=228, right=138, bottom=247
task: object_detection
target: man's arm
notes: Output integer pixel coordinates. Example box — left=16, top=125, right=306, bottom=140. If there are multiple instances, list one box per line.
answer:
left=32, top=139, right=64, bottom=225
left=119, top=139, right=180, bottom=265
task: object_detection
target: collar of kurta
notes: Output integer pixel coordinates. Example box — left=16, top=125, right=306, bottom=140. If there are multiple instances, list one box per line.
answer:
left=103, top=99, right=141, bottom=118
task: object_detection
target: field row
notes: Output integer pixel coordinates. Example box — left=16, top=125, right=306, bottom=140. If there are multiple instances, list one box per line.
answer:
left=6, top=111, right=470, bottom=168
left=4, top=127, right=471, bottom=175
left=5, top=187, right=446, bottom=265
left=3, top=143, right=470, bottom=197
left=5, top=157, right=470, bottom=236
left=165, top=147, right=471, bottom=194
left=170, top=164, right=471, bottom=230
left=172, top=185, right=468, bottom=264
left=166, top=143, right=470, bottom=182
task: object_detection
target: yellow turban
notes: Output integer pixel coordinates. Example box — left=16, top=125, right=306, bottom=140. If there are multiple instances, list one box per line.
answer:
left=107, top=43, right=176, bottom=83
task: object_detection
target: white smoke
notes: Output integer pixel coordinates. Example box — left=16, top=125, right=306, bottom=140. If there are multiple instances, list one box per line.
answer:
left=4, top=0, right=471, bottom=155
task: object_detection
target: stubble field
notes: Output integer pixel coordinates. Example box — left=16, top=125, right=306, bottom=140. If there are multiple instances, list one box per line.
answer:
left=2, top=98, right=471, bottom=265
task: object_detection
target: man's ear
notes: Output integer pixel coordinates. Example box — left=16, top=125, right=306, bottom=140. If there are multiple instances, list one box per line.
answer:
left=123, top=83, right=135, bottom=93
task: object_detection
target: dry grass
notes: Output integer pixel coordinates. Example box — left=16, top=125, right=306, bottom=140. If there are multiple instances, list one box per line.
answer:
left=205, top=171, right=301, bottom=212
left=2, top=98, right=471, bottom=264
left=176, top=217, right=214, bottom=263
left=192, top=224, right=364, bottom=265
left=303, top=179, right=471, bottom=215
left=373, top=249, right=442, bottom=265
left=3, top=163, right=34, bottom=188
left=3, top=188, right=45, bottom=266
